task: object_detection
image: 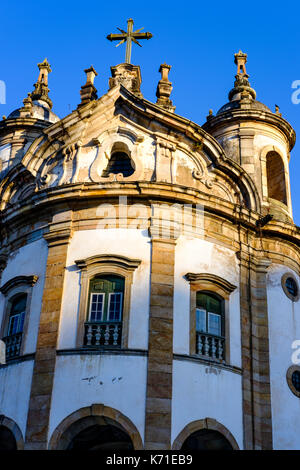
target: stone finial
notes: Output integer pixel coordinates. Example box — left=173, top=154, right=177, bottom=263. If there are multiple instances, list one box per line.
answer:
left=109, top=63, right=143, bottom=98
left=30, top=58, right=53, bottom=109
left=37, top=58, right=52, bottom=85
left=19, top=93, right=33, bottom=118
left=156, top=63, right=175, bottom=113
left=234, top=50, right=248, bottom=76
left=228, top=50, right=256, bottom=102
left=206, top=109, right=214, bottom=120
left=275, top=104, right=282, bottom=116
left=79, top=66, right=98, bottom=106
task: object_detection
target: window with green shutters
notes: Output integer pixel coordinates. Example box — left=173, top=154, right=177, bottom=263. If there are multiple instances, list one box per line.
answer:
left=195, top=291, right=225, bottom=360
left=84, top=275, right=125, bottom=347
left=88, top=276, right=124, bottom=322
left=3, top=293, right=28, bottom=359
left=7, top=294, right=27, bottom=336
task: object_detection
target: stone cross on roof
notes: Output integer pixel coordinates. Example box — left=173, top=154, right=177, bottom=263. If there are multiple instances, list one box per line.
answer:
left=107, top=18, right=153, bottom=64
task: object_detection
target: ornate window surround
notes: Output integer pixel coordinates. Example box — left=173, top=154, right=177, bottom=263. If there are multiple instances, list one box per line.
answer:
left=75, top=255, right=141, bottom=348
left=185, top=273, right=237, bottom=362
left=0, top=275, right=38, bottom=357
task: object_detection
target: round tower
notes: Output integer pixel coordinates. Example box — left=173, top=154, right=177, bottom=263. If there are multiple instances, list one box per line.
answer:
left=203, top=51, right=296, bottom=223
left=0, top=59, right=59, bottom=180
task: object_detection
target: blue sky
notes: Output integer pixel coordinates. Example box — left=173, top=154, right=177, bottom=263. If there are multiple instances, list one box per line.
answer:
left=2, top=0, right=300, bottom=223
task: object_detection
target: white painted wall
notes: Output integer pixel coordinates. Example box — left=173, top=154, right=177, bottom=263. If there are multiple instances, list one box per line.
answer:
left=0, top=359, right=34, bottom=438
left=173, top=236, right=241, bottom=368
left=49, top=354, right=147, bottom=444
left=58, top=228, right=151, bottom=350
left=267, top=264, right=300, bottom=449
left=0, top=238, right=48, bottom=354
left=172, top=360, right=243, bottom=449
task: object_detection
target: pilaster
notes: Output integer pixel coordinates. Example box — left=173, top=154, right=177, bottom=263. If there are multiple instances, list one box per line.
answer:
left=238, top=250, right=273, bottom=449
left=144, top=222, right=177, bottom=450
left=24, top=225, right=72, bottom=449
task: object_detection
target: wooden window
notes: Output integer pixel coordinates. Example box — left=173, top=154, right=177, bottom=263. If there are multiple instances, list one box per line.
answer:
left=88, top=275, right=124, bottom=323
left=7, top=294, right=27, bottom=336
left=196, top=292, right=225, bottom=360
left=0, top=275, right=38, bottom=361
left=185, top=273, right=237, bottom=363
left=3, top=294, right=28, bottom=359
left=196, top=292, right=224, bottom=336
left=75, top=255, right=141, bottom=349
left=84, top=275, right=125, bottom=348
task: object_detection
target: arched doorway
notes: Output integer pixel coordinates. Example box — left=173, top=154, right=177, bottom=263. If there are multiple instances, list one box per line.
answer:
left=66, top=420, right=134, bottom=450
left=49, top=405, right=143, bottom=450
left=0, top=425, right=17, bottom=450
left=0, top=416, right=24, bottom=450
left=172, top=418, right=239, bottom=450
left=181, top=428, right=233, bottom=450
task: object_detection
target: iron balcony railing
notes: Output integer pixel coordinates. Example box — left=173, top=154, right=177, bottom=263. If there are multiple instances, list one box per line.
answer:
left=84, top=321, right=122, bottom=348
left=196, top=332, right=225, bottom=361
left=2, top=333, right=22, bottom=360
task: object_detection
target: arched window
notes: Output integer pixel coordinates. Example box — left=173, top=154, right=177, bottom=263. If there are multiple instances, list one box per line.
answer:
left=102, top=142, right=135, bottom=178
left=7, top=294, right=27, bottom=336
left=3, top=293, right=27, bottom=359
left=84, top=275, right=125, bottom=347
left=266, top=151, right=287, bottom=204
left=196, top=292, right=225, bottom=360
left=0, top=275, right=38, bottom=361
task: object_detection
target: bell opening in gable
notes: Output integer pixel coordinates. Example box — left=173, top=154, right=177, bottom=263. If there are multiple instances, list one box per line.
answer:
left=102, top=142, right=135, bottom=178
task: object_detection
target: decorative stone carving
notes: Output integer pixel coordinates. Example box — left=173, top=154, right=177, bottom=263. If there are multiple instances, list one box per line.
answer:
left=109, top=63, right=143, bottom=98
left=156, top=64, right=175, bottom=113
left=79, top=66, right=98, bottom=107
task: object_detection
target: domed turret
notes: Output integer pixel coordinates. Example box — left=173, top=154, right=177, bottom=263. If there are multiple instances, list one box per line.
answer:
left=203, top=51, right=296, bottom=222
left=0, top=59, right=59, bottom=176
left=216, top=51, right=271, bottom=114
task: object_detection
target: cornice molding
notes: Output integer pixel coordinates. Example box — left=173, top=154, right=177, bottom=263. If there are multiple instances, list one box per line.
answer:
left=75, top=254, right=141, bottom=272
left=202, top=109, right=296, bottom=151
left=43, top=228, right=73, bottom=247
left=0, top=275, right=38, bottom=295
left=185, top=272, right=237, bottom=294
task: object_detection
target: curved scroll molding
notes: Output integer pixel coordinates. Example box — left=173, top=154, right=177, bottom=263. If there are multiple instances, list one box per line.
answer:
left=48, top=404, right=143, bottom=450
left=0, top=275, right=38, bottom=296
left=75, top=254, right=141, bottom=272
left=172, top=418, right=239, bottom=450
left=0, top=415, right=24, bottom=449
left=185, top=272, right=236, bottom=299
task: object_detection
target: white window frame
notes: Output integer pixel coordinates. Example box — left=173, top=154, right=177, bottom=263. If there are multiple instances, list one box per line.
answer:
left=88, top=293, right=105, bottom=322
left=107, top=292, right=123, bottom=322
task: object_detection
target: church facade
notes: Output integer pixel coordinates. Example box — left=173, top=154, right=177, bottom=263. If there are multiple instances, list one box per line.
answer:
left=0, top=48, right=300, bottom=450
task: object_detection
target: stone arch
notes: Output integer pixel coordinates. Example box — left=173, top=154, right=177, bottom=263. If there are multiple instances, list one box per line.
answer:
left=48, top=404, right=143, bottom=450
left=0, top=415, right=24, bottom=450
left=266, top=150, right=287, bottom=204
left=102, top=141, right=135, bottom=178
left=260, top=145, right=289, bottom=205
left=172, top=418, right=239, bottom=450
